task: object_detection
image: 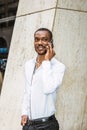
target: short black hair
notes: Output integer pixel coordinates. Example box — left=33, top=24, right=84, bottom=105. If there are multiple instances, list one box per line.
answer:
left=34, top=28, right=53, bottom=40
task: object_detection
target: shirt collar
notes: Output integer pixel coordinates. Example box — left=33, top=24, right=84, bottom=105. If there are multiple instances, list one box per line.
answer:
left=32, top=56, right=55, bottom=65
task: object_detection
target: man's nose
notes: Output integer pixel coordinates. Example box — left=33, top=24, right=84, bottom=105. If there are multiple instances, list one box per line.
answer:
left=38, top=40, right=42, bottom=44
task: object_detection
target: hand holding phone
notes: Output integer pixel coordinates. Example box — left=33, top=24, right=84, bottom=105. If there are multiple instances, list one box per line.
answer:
left=44, top=41, right=55, bottom=61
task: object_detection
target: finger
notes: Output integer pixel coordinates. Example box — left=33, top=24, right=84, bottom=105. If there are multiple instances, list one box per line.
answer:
left=22, top=121, right=26, bottom=126
left=48, top=43, right=53, bottom=50
left=21, top=119, right=26, bottom=126
left=21, top=121, right=24, bottom=126
left=45, top=45, right=50, bottom=55
left=48, top=42, right=53, bottom=48
left=52, top=49, right=56, bottom=56
left=23, top=122, right=25, bottom=126
left=48, top=43, right=53, bottom=55
left=45, top=44, right=50, bottom=50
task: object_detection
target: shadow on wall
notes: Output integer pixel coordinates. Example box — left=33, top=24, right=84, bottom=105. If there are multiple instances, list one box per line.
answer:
left=0, top=37, right=8, bottom=94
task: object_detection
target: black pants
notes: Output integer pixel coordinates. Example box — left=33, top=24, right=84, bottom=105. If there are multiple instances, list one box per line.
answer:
left=22, top=116, right=59, bottom=130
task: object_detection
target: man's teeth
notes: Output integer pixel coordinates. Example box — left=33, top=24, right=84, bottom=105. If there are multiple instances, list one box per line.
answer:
left=38, top=46, right=44, bottom=49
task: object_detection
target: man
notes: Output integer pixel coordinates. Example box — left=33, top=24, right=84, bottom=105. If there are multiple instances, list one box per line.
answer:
left=21, top=28, right=65, bottom=130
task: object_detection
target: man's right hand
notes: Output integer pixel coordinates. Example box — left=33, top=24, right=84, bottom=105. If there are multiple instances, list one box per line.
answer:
left=21, top=115, right=28, bottom=126
left=45, top=43, right=55, bottom=61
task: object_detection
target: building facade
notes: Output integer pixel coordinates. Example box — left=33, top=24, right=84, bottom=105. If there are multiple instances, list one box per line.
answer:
left=0, top=0, right=87, bottom=130
left=0, top=0, right=19, bottom=93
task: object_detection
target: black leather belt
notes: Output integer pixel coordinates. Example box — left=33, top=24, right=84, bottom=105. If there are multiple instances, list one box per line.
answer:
left=28, top=115, right=55, bottom=125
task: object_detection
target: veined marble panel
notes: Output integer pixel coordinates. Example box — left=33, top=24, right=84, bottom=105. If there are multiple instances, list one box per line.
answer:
left=53, top=9, right=87, bottom=130
left=0, top=9, right=55, bottom=130
left=17, top=0, right=57, bottom=16
left=58, top=0, right=87, bottom=11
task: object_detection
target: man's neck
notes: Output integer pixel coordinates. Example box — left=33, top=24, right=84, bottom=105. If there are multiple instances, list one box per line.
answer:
left=36, top=55, right=45, bottom=63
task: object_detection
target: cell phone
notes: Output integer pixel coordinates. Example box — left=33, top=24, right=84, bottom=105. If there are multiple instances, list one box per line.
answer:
left=50, top=39, right=54, bottom=48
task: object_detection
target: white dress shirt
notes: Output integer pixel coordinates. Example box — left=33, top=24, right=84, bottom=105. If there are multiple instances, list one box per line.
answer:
left=22, top=57, right=65, bottom=119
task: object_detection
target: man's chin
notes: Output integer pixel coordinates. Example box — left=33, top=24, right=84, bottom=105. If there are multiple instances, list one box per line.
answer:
left=37, top=50, right=47, bottom=55
left=38, top=52, right=46, bottom=55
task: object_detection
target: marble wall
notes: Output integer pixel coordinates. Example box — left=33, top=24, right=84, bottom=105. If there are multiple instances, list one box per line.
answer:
left=0, top=0, right=87, bottom=130
left=53, top=9, right=87, bottom=130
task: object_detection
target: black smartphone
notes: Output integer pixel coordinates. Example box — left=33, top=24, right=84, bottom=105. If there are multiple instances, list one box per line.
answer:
left=50, top=39, right=54, bottom=48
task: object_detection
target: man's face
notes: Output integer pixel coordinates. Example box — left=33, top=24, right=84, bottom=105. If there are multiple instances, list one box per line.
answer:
left=34, top=30, right=51, bottom=55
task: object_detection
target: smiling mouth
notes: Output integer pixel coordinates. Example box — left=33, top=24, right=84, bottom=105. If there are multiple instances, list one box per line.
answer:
left=38, top=47, right=44, bottom=50
left=35, top=45, right=47, bottom=55
left=37, top=45, right=46, bottom=51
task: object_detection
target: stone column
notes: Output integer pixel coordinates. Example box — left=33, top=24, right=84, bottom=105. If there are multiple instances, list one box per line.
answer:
left=0, top=0, right=87, bottom=130
left=53, top=1, right=87, bottom=130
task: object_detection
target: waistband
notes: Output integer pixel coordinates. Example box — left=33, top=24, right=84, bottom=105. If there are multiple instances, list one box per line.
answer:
left=27, top=115, right=55, bottom=125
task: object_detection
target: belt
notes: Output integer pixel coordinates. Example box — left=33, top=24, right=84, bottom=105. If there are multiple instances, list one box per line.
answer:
left=27, top=115, right=55, bottom=125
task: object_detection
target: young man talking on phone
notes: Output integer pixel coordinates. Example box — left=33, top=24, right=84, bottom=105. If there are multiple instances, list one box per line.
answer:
left=21, top=28, right=65, bottom=130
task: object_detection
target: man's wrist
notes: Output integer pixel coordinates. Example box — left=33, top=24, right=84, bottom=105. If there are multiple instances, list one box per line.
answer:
left=44, top=59, right=50, bottom=61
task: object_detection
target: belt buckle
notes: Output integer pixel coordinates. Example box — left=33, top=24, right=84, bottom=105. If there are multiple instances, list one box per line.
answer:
left=42, top=118, right=46, bottom=122
left=28, top=120, right=33, bottom=125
